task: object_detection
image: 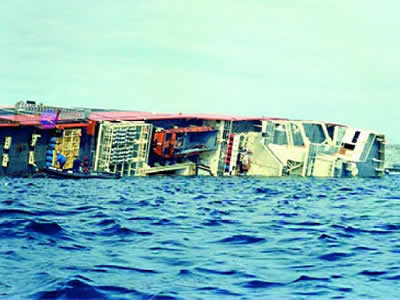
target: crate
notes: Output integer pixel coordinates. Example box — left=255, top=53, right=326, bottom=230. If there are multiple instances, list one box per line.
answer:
left=53, top=129, right=81, bottom=169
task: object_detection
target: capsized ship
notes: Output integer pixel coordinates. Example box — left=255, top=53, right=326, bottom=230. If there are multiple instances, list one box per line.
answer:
left=0, top=101, right=386, bottom=178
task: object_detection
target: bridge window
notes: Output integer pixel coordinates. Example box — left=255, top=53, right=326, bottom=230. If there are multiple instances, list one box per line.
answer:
left=303, top=123, right=325, bottom=143
left=273, top=124, right=288, bottom=145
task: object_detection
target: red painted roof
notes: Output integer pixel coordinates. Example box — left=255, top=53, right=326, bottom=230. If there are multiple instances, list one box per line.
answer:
left=89, top=111, right=181, bottom=121
left=0, top=107, right=285, bottom=127
left=164, top=126, right=216, bottom=133
left=0, top=114, right=90, bottom=126
left=326, top=122, right=347, bottom=127
left=180, top=113, right=267, bottom=121
left=89, top=111, right=279, bottom=122
left=0, top=114, right=41, bottom=125
left=0, top=123, right=19, bottom=127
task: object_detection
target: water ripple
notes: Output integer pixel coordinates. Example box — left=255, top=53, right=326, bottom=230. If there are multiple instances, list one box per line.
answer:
left=0, top=176, right=399, bottom=299
left=217, top=234, right=265, bottom=244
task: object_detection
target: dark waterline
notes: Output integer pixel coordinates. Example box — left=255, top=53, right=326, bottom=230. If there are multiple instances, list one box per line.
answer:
left=1, top=176, right=400, bottom=299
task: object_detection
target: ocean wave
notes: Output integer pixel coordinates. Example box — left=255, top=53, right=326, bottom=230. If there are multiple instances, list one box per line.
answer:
left=217, top=234, right=265, bottom=244
left=1, top=176, right=400, bottom=299
left=25, top=220, right=64, bottom=235
left=100, top=224, right=153, bottom=236
left=94, top=264, right=158, bottom=273
left=318, top=252, right=353, bottom=261
left=33, top=279, right=107, bottom=300
left=240, top=280, right=284, bottom=288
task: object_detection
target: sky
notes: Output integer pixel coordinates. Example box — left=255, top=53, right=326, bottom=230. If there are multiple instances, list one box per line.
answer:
left=0, top=1, right=399, bottom=142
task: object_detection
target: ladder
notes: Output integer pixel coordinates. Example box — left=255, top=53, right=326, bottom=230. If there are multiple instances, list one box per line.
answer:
left=217, top=120, right=232, bottom=176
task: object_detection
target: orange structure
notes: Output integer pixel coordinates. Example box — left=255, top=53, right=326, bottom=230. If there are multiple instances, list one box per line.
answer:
left=152, top=126, right=217, bottom=159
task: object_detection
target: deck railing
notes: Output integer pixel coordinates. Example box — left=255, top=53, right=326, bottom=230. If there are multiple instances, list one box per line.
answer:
left=15, top=101, right=90, bottom=121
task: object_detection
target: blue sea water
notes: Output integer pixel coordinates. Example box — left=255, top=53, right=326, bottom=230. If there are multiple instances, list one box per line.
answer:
left=0, top=176, right=400, bottom=300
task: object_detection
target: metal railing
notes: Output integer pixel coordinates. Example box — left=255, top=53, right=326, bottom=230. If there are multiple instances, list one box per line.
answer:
left=15, top=101, right=90, bottom=121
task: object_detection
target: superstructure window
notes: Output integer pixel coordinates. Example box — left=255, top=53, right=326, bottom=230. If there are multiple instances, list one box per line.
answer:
left=327, top=125, right=335, bottom=140
left=303, top=123, right=325, bottom=144
left=291, top=124, right=304, bottom=146
left=273, top=124, right=288, bottom=145
left=343, top=143, right=355, bottom=150
left=352, top=131, right=360, bottom=143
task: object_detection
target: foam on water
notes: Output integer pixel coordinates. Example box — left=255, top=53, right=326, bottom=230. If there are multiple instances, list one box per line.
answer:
left=0, top=176, right=400, bottom=299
